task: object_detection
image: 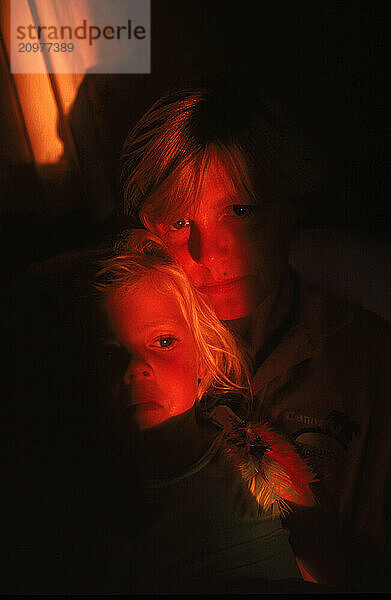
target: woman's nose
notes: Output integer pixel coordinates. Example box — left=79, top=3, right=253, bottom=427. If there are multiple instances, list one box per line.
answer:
left=122, top=355, right=152, bottom=384
left=188, top=224, right=229, bottom=266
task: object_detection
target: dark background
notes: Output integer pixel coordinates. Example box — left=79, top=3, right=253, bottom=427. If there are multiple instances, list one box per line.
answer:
left=0, top=1, right=390, bottom=592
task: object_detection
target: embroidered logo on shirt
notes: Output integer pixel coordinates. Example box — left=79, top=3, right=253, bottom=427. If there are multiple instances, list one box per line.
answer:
left=285, top=410, right=361, bottom=451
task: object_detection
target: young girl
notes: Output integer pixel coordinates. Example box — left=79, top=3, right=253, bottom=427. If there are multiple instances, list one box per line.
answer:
left=91, top=233, right=315, bottom=593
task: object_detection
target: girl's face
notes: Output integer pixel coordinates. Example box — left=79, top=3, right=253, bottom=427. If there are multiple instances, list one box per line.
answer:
left=103, top=280, right=201, bottom=430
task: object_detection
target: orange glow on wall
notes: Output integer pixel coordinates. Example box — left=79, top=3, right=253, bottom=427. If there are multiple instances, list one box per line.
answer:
left=11, top=71, right=85, bottom=166
left=55, top=73, right=84, bottom=115
left=12, top=73, right=64, bottom=164
left=1, top=0, right=91, bottom=167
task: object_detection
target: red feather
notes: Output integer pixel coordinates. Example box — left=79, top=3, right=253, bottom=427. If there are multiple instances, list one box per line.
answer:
left=210, top=405, right=316, bottom=516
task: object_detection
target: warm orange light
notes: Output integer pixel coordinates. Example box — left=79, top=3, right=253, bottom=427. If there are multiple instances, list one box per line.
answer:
left=1, top=0, right=92, bottom=166
left=55, top=73, right=84, bottom=115
left=12, top=73, right=64, bottom=164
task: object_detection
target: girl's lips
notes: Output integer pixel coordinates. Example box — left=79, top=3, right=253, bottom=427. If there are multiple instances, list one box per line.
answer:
left=132, top=400, right=162, bottom=410
left=198, top=275, right=249, bottom=294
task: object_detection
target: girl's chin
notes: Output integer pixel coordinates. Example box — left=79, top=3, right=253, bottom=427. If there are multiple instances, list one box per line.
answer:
left=135, top=405, right=165, bottom=430
left=137, top=405, right=196, bottom=432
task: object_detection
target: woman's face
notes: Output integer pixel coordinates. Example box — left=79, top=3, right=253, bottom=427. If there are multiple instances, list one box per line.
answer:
left=103, top=281, right=201, bottom=430
left=146, top=157, right=296, bottom=321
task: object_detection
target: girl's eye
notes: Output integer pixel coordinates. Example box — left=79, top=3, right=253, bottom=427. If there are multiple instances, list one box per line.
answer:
left=231, top=205, right=257, bottom=217
left=169, top=218, right=190, bottom=231
left=152, top=336, right=177, bottom=349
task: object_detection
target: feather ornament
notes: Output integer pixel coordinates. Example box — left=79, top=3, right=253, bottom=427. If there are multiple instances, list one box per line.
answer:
left=209, top=405, right=316, bottom=517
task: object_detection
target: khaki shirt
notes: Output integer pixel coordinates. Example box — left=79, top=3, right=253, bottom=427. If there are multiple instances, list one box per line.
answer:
left=250, top=274, right=391, bottom=589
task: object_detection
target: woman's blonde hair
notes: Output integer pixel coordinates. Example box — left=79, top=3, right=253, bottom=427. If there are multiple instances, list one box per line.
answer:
left=92, top=230, right=252, bottom=408
left=120, top=85, right=321, bottom=228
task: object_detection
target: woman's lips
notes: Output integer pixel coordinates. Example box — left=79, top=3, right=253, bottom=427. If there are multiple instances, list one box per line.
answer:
left=198, top=275, right=249, bottom=294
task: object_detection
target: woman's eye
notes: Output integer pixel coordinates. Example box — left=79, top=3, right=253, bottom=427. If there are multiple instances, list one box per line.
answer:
left=231, top=205, right=256, bottom=217
left=169, top=218, right=190, bottom=231
left=152, top=336, right=177, bottom=349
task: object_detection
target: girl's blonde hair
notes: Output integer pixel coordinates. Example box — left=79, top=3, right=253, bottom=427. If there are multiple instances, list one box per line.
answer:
left=92, top=230, right=252, bottom=407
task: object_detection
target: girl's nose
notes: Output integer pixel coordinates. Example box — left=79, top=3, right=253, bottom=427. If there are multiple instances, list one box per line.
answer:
left=122, top=355, right=152, bottom=384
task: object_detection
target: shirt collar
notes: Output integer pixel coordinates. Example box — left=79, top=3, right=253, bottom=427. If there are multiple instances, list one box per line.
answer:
left=294, top=272, right=354, bottom=341
left=250, top=271, right=354, bottom=391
